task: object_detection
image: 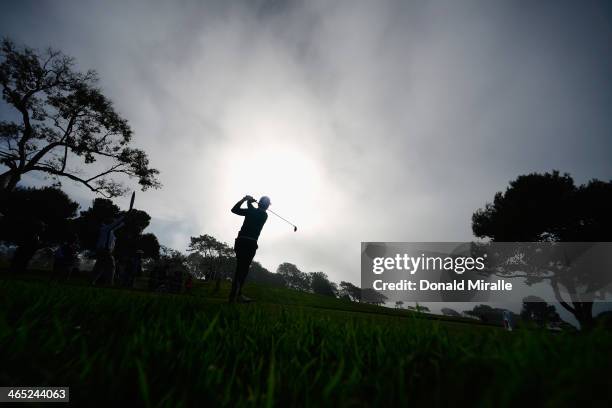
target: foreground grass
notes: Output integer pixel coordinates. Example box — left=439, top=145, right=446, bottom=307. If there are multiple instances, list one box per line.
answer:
left=1, top=278, right=611, bottom=407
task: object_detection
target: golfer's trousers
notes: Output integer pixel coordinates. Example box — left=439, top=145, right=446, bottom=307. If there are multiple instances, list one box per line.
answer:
left=230, top=237, right=258, bottom=298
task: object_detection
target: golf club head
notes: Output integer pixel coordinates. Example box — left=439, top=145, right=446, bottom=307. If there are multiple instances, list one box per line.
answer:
left=294, top=226, right=297, bottom=232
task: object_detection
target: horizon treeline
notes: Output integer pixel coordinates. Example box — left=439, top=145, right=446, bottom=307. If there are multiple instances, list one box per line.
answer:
left=0, top=185, right=373, bottom=302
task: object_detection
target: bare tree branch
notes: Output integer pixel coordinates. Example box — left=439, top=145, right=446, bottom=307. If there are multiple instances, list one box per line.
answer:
left=85, top=163, right=125, bottom=182
left=29, top=164, right=111, bottom=198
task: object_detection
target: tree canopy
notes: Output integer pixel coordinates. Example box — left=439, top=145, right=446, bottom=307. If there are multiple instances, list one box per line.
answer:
left=472, top=171, right=612, bottom=330
left=187, top=234, right=233, bottom=282
left=520, top=296, right=561, bottom=328
left=472, top=171, right=612, bottom=242
left=361, top=288, right=388, bottom=305
left=74, top=197, right=159, bottom=259
left=441, top=308, right=461, bottom=317
left=0, top=186, right=78, bottom=246
left=277, top=262, right=311, bottom=292
left=0, top=38, right=160, bottom=197
left=339, top=281, right=362, bottom=302
left=310, top=271, right=338, bottom=297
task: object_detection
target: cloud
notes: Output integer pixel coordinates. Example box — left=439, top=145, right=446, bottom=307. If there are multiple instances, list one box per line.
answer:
left=2, top=0, right=611, bottom=285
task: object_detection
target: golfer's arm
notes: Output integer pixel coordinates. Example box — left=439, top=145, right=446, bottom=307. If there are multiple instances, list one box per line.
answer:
left=231, top=198, right=248, bottom=215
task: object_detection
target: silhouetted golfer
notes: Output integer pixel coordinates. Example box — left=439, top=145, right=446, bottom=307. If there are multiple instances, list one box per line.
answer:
left=230, top=195, right=270, bottom=303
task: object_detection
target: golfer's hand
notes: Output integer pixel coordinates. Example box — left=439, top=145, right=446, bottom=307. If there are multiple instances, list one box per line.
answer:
left=244, top=195, right=256, bottom=203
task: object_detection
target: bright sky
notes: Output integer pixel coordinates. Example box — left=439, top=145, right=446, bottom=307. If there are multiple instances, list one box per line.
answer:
left=2, top=0, right=612, bottom=292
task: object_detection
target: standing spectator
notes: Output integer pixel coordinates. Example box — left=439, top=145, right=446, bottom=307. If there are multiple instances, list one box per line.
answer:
left=92, top=215, right=125, bottom=285
left=53, top=235, right=79, bottom=280
left=121, top=250, right=143, bottom=287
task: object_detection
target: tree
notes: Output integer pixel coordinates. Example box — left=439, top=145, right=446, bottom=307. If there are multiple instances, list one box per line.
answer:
left=133, top=233, right=160, bottom=260
left=339, top=281, right=362, bottom=302
left=595, top=311, right=612, bottom=329
left=74, top=198, right=160, bottom=259
left=464, top=305, right=494, bottom=323
left=113, top=209, right=160, bottom=260
left=187, top=234, right=232, bottom=291
left=395, top=300, right=404, bottom=309
left=441, top=308, right=461, bottom=317
left=147, top=245, right=188, bottom=292
left=415, top=303, right=429, bottom=313
left=185, top=252, right=206, bottom=279
left=520, top=296, right=561, bottom=328
left=361, top=288, right=388, bottom=305
left=309, top=271, right=337, bottom=297
left=472, top=171, right=612, bottom=330
left=0, top=39, right=160, bottom=197
left=0, top=186, right=78, bottom=272
left=277, top=262, right=311, bottom=291
left=247, top=261, right=285, bottom=287
left=74, top=198, right=120, bottom=250
left=464, top=304, right=516, bottom=325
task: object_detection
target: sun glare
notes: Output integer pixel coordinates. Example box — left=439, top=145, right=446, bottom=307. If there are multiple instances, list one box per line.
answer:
left=222, top=145, right=325, bottom=234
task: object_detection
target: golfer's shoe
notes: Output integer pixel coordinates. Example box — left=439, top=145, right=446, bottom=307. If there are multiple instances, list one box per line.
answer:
left=237, top=295, right=254, bottom=303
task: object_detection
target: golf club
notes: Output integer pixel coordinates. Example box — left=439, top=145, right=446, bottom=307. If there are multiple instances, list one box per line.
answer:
left=128, top=191, right=135, bottom=212
left=255, top=199, right=298, bottom=232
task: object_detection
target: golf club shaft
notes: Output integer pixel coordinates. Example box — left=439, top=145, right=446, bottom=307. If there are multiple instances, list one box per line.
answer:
left=254, top=199, right=297, bottom=230
left=267, top=208, right=296, bottom=229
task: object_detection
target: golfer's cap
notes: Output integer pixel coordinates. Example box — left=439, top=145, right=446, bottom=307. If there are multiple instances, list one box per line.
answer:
left=259, top=196, right=271, bottom=206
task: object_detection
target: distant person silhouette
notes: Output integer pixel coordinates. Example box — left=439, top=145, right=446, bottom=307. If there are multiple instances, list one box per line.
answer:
left=10, top=219, right=45, bottom=273
left=53, top=234, right=79, bottom=281
left=229, top=195, right=270, bottom=303
left=121, top=249, right=143, bottom=288
left=92, top=215, right=125, bottom=285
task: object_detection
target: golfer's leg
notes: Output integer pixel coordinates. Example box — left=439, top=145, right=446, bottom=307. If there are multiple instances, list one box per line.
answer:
left=230, top=251, right=245, bottom=301
left=238, top=249, right=256, bottom=295
left=236, top=254, right=252, bottom=296
left=229, top=263, right=240, bottom=301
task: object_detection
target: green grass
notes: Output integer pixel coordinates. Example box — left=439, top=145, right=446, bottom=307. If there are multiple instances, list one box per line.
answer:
left=1, top=275, right=611, bottom=407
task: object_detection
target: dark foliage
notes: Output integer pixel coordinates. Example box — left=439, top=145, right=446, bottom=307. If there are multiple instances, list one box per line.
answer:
left=472, top=171, right=612, bottom=330
left=0, top=38, right=160, bottom=197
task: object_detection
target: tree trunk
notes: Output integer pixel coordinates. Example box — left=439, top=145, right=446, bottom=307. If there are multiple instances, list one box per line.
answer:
left=0, top=170, right=21, bottom=195
left=574, top=302, right=595, bottom=331
left=551, top=280, right=595, bottom=331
